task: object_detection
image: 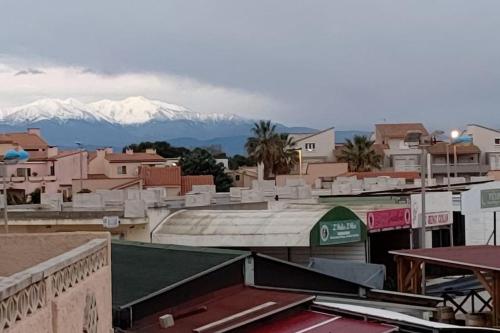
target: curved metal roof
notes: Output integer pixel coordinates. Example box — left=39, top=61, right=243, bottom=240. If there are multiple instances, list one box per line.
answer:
left=153, top=208, right=332, bottom=247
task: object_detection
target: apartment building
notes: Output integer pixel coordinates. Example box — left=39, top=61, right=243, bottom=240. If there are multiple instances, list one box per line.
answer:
left=0, top=128, right=88, bottom=200
left=374, top=123, right=428, bottom=172
left=465, top=124, right=500, bottom=171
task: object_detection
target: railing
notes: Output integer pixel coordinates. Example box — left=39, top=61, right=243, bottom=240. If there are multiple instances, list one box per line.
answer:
left=0, top=238, right=108, bottom=332
left=431, top=163, right=490, bottom=174
left=441, top=289, right=492, bottom=315
left=394, top=164, right=421, bottom=172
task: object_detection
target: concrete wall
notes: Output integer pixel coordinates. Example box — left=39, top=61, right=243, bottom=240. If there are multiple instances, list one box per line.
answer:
left=55, top=151, right=88, bottom=186
left=276, top=162, right=348, bottom=188
left=466, top=125, right=500, bottom=165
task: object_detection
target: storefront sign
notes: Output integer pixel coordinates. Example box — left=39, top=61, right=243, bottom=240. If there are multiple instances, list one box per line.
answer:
left=319, top=219, right=362, bottom=245
left=367, top=208, right=411, bottom=232
left=425, top=211, right=452, bottom=227
left=481, top=189, right=500, bottom=209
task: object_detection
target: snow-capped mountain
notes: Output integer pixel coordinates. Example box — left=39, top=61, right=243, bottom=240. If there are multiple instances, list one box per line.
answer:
left=0, top=96, right=245, bottom=125
left=0, top=96, right=314, bottom=154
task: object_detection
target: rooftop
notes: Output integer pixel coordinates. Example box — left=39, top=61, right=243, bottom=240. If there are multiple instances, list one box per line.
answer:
left=0, top=131, right=48, bottom=149
left=427, top=142, right=481, bottom=155
left=390, top=245, right=500, bottom=272
left=375, top=123, right=429, bottom=139
left=341, top=171, right=420, bottom=180
left=111, top=241, right=249, bottom=308
left=128, top=285, right=313, bottom=333
left=105, top=152, right=166, bottom=163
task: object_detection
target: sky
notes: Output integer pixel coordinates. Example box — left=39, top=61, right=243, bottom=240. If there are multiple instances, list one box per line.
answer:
left=1, top=0, right=500, bottom=130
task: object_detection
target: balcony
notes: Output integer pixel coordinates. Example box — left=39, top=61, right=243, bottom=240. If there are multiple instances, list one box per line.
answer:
left=10, top=176, right=26, bottom=182
left=394, top=164, right=421, bottom=172
left=43, top=175, right=57, bottom=181
left=28, top=176, right=43, bottom=182
left=431, top=163, right=490, bottom=175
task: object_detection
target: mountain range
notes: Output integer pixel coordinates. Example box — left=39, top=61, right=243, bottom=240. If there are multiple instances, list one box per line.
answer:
left=0, top=97, right=369, bottom=155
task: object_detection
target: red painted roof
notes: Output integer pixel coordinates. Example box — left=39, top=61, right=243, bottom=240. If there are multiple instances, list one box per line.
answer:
left=129, top=285, right=313, bottom=332
left=390, top=245, right=500, bottom=271
left=243, top=310, right=397, bottom=333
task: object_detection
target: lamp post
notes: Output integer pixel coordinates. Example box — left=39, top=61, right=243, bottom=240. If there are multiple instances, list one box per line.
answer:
left=1, top=148, right=29, bottom=233
left=75, top=142, right=84, bottom=192
left=446, top=130, right=460, bottom=191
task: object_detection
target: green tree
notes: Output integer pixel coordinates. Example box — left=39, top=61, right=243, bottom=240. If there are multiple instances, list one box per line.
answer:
left=180, top=148, right=233, bottom=192
left=245, top=120, right=297, bottom=179
left=228, top=154, right=256, bottom=170
left=123, top=141, right=190, bottom=158
left=338, top=135, right=382, bottom=172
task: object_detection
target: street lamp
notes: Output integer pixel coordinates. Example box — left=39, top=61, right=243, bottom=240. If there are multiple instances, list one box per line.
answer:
left=75, top=142, right=84, bottom=192
left=446, top=130, right=460, bottom=191
left=1, top=148, right=29, bottom=232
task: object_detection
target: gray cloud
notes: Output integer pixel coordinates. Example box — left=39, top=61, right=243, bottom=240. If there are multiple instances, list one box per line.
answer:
left=1, top=0, right=500, bottom=130
left=14, top=68, right=45, bottom=76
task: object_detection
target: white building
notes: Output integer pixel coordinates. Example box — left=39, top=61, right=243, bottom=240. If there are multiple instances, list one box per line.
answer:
left=465, top=124, right=500, bottom=171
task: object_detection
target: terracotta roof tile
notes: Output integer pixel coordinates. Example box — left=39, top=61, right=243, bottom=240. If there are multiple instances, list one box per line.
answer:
left=0, top=132, right=48, bottom=149
left=427, top=142, right=480, bottom=155
left=375, top=123, right=428, bottom=140
left=105, top=153, right=166, bottom=163
left=139, top=166, right=182, bottom=186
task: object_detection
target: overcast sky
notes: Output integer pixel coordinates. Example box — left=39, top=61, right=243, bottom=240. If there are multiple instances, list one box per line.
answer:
left=1, top=0, right=500, bottom=130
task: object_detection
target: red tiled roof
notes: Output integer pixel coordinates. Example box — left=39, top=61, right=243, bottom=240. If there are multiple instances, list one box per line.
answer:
left=181, top=175, right=214, bottom=194
left=375, top=123, right=428, bottom=139
left=390, top=245, right=500, bottom=272
left=130, top=285, right=313, bottom=333
left=0, top=132, right=48, bottom=149
left=139, top=166, right=182, bottom=187
left=341, top=171, right=420, bottom=180
left=105, top=153, right=166, bottom=163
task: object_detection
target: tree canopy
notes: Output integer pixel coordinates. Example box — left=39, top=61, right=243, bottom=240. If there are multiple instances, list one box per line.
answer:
left=337, top=135, right=382, bottom=172
left=245, top=120, right=298, bottom=179
left=123, top=141, right=190, bottom=158
left=180, top=148, right=233, bottom=192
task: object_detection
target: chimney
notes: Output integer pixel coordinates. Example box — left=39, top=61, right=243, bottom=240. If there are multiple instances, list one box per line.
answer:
left=27, top=128, right=41, bottom=137
left=145, top=148, right=156, bottom=154
left=96, top=148, right=106, bottom=159
left=125, top=148, right=134, bottom=155
left=104, top=147, right=113, bottom=154
left=47, top=146, right=59, bottom=157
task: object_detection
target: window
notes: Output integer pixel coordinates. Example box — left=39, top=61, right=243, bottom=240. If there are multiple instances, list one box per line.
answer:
left=16, top=168, right=31, bottom=177
left=117, top=166, right=127, bottom=175
left=50, top=165, right=55, bottom=176
left=495, top=138, right=500, bottom=145
left=235, top=175, right=241, bottom=181
left=304, top=143, right=316, bottom=151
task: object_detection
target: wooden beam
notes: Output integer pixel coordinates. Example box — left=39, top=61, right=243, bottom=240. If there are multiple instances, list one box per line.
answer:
left=396, top=256, right=411, bottom=293
left=493, top=272, right=500, bottom=327
left=474, top=270, right=493, bottom=296
left=404, top=260, right=423, bottom=290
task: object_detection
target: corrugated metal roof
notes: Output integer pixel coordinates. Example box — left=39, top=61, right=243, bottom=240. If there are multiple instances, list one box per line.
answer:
left=244, top=310, right=398, bottom=333
left=390, top=245, right=500, bottom=272
left=128, top=285, right=313, bottom=333
left=112, top=241, right=249, bottom=308
left=153, top=208, right=333, bottom=247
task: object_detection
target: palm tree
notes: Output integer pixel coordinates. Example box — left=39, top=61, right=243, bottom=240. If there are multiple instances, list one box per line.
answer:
left=338, top=135, right=382, bottom=172
left=245, top=121, right=298, bottom=178
left=272, top=133, right=298, bottom=175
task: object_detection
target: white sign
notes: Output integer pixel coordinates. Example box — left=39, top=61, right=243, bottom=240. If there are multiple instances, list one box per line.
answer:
left=425, top=211, right=452, bottom=227
left=103, top=216, right=120, bottom=229
left=411, top=192, right=453, bottom=228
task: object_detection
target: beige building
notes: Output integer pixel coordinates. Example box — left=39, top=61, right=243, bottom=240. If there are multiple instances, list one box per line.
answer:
left=0, top=232, right=112, bottom=333
left=290, top=127, right=336, bottom=165
left=228, top=166, right=258, bottom=188
left=465, top=124, right=500, bottom=171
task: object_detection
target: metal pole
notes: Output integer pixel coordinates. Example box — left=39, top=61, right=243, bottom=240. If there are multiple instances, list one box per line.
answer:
left=453, top=145, right=458, bottom=178
left=494, top=212, right=497, bottom=246
left=79, top=148, right=84, bottom=192
left=446, top=144, right=451, bottom=191
left=299, top=149, right=302, bottom=177
left=3, top=164, right=8, bottom=233
left=420, top=147, right=426, bottom=294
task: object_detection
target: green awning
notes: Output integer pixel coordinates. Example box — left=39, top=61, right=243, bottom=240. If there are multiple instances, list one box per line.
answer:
left=310, top=206, right=367, bottom=246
